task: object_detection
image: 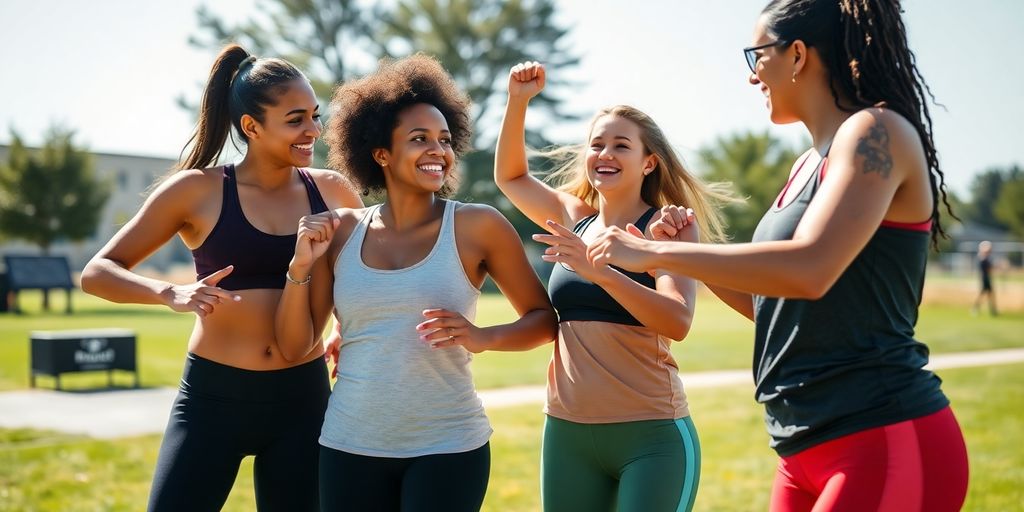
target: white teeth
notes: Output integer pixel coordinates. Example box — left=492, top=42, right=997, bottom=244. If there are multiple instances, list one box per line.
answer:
left=595, top=166, right=619, bottom=174
left=418, top=164, right=443, bottom=172
left=292, top=143, right=313, bottom=150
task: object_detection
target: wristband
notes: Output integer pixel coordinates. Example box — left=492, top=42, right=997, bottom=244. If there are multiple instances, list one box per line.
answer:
left=286, top=270, right=311, bottom=285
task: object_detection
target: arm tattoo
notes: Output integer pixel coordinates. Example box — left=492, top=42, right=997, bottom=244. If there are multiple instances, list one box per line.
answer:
left=855, top=122, right=893, bottom=179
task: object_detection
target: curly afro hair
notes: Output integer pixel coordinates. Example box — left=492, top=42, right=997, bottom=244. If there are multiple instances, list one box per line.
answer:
left=325, top=54, right=472, bottom=197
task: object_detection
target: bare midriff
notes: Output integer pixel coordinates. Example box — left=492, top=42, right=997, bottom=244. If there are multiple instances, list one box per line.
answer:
left=186, top=288, right=325, bottom=370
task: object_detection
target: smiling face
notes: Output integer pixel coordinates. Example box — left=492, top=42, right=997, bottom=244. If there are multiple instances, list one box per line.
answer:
left=244, top=79, right=322, bottom=167
left=584, top=114, right=656, bottom=198
left=374, top=103, right=455, bottom=194
left=748, top=15, right=800, bottom=125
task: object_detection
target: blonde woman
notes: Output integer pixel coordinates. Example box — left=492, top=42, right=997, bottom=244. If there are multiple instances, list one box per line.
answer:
left=494, top=61, right=733, bottom=512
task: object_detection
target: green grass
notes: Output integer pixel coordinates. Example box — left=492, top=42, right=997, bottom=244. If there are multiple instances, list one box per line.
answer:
left=3, top=290, right=1023, bottom=391
left=2, top=364, right=1020, bottom=511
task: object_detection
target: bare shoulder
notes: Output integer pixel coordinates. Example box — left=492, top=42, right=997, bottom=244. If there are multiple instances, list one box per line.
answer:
left=833, top=107, right=924, bottom=179
left=333, top=205, right=370, bottom=230
left=147, top=167, right=222, bottom=207
left=454, top=202, right=515, bottom=233
left=306, top=167, right=363, bottom=208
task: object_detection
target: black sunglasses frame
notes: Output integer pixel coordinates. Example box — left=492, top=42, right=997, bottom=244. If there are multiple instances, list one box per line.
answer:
left=743, top=40, right=788, bottom=73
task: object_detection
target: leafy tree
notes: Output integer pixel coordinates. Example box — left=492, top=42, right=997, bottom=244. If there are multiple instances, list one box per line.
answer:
left=698, top=131, right=801, bottom=242
left=994, top=173, right=1024, bottom=240
left=961, top=165, right=1022, bottom=230
left=379, top=0, right=578, bottom=214
left=189, top=0, right=580, bottom=235
left=0, top=128, right=110, bottom=254
left=0, top=127, right=111, bottom=310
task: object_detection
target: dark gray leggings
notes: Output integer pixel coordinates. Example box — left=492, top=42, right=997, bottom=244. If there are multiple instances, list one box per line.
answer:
left=319, top=442, right=491, bottom=512
left=147, top=353, right=330, bottom=512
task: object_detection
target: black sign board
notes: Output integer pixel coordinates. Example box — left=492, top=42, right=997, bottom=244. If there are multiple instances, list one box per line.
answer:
left=30, top=329, right=139, bottom=390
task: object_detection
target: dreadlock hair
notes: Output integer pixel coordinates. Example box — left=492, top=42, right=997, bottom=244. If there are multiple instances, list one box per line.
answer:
left=761, top=0, right=956, bottom=248
left=538, top=105, right=737, bottom=244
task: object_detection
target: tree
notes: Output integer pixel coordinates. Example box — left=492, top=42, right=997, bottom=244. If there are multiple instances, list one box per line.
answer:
left=0, top=127, right=111, bottom=309
left=961, top=165, right=1022, bottom=230
left=0, top=127, right=110, bottom=253
left=994, top=172, right=1024, bottom=240
left=698, top=131, right=802, bottom=243
left=379, top=0, right=579, bottom=211
left=189, top=0, right=580, bottom=235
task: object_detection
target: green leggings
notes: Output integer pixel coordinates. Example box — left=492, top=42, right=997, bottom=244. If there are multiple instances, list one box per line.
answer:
left=541, top=415, right=700, bottom=512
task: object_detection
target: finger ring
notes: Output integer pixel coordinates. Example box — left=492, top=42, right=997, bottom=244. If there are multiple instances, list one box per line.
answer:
left=447, top=327, right=453, bottom=336
left=448, top=335, right=455, bottom=341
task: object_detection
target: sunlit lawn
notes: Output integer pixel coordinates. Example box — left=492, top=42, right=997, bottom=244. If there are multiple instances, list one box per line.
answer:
left=2, top=289, right=1022, bottom=391
left=1, top=364, right=1020, bottom=511
left=2, top=285, right=1022, bottom=510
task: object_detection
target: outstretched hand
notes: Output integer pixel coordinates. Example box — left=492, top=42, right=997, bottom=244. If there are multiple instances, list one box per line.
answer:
left=164, top=265, right=242, bottom=318
left=533, top=219, right=613, bottom=284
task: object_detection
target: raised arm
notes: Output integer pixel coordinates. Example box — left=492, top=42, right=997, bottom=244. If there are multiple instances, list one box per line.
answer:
left=588, top=109, right=928, bottom=299
left=495, top=62, right=594, bottom=229
left=80, top=170, right=239, bottom=316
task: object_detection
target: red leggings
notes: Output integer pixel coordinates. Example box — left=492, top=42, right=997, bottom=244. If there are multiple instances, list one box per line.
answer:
left=770, top=407, right=968, bottom=512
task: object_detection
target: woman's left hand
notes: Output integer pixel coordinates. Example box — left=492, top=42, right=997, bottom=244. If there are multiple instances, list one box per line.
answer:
left=417, top=309, right=490, bottom=353
left=533, top=220, right=614, bottom=284
left=587, top=225, right=660, bottom=273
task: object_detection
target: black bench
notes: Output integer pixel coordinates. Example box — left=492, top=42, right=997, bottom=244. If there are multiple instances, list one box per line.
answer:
left=30, top=329, right=139, bottom=390
left=3, top=255, right=75, bottom=314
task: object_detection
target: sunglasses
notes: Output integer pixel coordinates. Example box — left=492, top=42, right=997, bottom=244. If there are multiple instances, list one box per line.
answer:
left=743, top=40, right=788, bottom=73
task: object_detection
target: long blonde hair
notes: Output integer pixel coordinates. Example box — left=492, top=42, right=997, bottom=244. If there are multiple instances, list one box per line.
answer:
left=540, top=105, right=737, bottom=243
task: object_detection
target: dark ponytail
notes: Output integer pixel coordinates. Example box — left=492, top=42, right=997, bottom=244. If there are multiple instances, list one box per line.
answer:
left=762, top=0, right=957, bottom=248
left=175, top=44, right=306, bottom=171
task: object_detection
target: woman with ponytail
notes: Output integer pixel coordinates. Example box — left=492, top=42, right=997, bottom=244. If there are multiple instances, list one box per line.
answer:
left=587, top=1, right=969, bottom=509
left=495, top=61, right=734, bottom=512
left=81, top=44, right=362, bottom=511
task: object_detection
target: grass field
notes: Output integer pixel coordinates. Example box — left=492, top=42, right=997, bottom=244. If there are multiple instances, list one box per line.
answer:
left=1, top=279, right=1022, bottom=510
left=1, top=364, right=1020, bottom=511
left=2, top=286, right=1022, bottom=392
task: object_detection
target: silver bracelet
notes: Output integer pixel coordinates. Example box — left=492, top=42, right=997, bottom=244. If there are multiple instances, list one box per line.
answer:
left=285, top=270, right=311, bottom=285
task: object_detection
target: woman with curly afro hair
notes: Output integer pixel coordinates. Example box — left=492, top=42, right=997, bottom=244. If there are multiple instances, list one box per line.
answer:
left=273, top=54, right=558, bottom=511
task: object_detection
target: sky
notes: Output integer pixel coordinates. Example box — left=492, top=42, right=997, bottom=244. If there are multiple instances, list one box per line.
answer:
left=1, top=0, right=1022, bottom=197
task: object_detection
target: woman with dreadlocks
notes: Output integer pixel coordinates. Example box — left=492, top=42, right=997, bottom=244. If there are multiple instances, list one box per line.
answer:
left=585, top=1, right=969, bottom=509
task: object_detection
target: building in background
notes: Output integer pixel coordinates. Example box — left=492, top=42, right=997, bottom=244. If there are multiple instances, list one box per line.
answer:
left=0, top=145, right=188, bottom=272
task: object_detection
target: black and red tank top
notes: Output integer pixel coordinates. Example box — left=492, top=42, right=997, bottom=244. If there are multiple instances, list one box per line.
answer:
left=192, top=164, right=329, bottom=290
left=750, top=153, right=948, bottom=456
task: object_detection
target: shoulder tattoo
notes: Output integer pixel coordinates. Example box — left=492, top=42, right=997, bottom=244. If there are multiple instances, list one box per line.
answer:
left=855, top=122, right=893, bottom=179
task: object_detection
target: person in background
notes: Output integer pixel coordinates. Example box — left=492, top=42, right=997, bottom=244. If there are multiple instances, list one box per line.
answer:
left=972, top=240, right=998, bottom=316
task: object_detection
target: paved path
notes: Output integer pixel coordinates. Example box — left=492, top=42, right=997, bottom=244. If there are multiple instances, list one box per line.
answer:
left=2, top=348, right=1023, bottom=439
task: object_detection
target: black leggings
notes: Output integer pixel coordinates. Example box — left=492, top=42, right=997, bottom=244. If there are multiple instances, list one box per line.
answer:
left=319, top=442, right=491, bottom=512
left=148, top=353, right=330, bottom=512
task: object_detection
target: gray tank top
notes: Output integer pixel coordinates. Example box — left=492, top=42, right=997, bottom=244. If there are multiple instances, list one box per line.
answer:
left=320, top=200, right=491, bottom=457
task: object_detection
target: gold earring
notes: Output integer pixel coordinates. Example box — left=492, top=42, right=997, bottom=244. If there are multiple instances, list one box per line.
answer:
left=792, top=72, right=797, bottom=83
